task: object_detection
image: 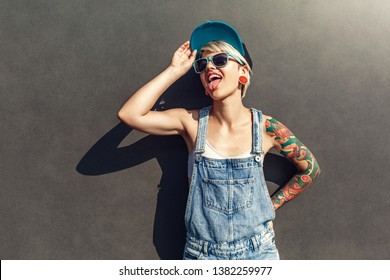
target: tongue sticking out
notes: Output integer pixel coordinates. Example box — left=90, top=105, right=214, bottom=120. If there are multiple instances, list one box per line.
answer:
left=208, top=79, right=221, bottom=91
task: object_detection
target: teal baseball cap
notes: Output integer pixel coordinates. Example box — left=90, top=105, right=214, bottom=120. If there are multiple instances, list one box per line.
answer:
left=190, top=21, right=245, bottom=58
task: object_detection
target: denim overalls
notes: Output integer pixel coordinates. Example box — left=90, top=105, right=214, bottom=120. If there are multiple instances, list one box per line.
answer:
left=184, top=106, right=279, bottom=260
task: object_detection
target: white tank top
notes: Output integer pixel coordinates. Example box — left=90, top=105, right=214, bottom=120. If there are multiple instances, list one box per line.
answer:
left=204, top=140, right=252, bottom=159
left=188, top=141, right=256, bottom=178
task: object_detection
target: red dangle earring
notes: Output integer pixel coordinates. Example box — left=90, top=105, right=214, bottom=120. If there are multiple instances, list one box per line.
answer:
left=239, top=76, right=248, bottom=84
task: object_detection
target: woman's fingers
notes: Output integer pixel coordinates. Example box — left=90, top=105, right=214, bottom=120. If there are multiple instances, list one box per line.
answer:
left=189, top=49, right=197, bottom=61
left=178, top=41, right=190, bottom=52
left=177, top=41, right=195, bottom=60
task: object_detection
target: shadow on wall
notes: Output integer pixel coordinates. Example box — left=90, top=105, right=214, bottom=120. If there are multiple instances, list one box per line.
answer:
left=76, top=71, right=297, bottom=260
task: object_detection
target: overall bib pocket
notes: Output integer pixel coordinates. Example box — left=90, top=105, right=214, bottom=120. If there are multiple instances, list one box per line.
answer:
left=202, top=177, right=254, bottom=215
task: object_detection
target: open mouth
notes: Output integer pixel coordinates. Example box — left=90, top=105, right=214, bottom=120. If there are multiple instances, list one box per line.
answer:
left=208, top=74, right=222, bottom=82
left=207, top=73, right=222, bottom=91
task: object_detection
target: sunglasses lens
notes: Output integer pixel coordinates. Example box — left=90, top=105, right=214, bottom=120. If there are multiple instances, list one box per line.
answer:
left=195, top=59, right=207, bottom=73
left=213, top=53, right=228, bottom=67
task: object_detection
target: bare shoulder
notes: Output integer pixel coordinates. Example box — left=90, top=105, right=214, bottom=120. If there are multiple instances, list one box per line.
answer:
left=262, top=114, right=273, bottom=122
left=262, top=114, right=277, bottom=137
left=261, top=114, right=276, bottom=153
left=172, top=108, right=198, bottom=127
left=262, top=114, right=302, bottom=153
left=178, top=108, right=200, bottom=152
left=262, top=114, right=295, bottom=145
left=182, top=109, right=200, bottom=131
left=183, top=108, right=200, bottom=121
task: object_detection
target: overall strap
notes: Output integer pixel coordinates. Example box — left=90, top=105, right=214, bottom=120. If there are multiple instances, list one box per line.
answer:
left=251, top=108, right=263, bottom=156
left=194, top=106, right=212, bottom=155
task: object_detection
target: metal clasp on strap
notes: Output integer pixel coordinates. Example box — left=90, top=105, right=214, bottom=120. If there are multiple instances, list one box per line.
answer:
left=195, top=153, right=202, bottom=162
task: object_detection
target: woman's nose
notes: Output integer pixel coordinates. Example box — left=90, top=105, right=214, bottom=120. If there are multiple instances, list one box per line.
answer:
left=205, top=60, right=216, bottom=71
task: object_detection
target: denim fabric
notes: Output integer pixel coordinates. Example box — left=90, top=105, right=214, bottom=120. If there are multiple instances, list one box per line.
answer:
left=183, top=222, right=279, bottom=260
left=184, top=106, right=278, bottom=260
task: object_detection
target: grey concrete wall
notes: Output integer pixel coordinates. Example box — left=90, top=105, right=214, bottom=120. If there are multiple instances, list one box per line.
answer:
left=1, top=0, right=389, bottom=259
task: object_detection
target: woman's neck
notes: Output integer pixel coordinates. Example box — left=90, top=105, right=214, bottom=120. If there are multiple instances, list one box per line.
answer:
left=211, top=98, right=250, bottom=127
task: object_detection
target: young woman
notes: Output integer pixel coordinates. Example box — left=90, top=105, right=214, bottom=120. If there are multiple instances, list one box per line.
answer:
left=118, top=21, right=320, bottom=260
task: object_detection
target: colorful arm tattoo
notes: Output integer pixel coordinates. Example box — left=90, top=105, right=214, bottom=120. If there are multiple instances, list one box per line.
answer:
left=265, top=118, right=321, bottom=210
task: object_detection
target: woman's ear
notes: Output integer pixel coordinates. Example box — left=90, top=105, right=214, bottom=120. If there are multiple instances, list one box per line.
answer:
left=239, top=65, right=250, bottom=82
left=239, top=65, right=249, bottom=77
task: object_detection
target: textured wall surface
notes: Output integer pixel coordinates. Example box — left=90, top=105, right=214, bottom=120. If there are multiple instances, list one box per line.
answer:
left=1, top=0, right=389, bottom=259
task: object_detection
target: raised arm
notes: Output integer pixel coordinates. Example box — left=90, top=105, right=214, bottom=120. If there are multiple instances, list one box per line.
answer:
left=265, top=117, right=321, bottom=211
left=118, top=41, right=197, bottom=136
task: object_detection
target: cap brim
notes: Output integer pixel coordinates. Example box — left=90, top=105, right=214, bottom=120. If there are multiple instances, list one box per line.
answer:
left=190, top=21, right=245, bottom=58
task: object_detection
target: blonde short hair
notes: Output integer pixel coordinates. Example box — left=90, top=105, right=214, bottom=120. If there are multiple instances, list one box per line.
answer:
left=200, top=41, right=252, bottom=98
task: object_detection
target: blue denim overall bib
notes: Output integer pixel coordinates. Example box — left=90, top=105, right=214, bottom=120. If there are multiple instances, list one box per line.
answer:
left=184, top=106, right=279, bottom=260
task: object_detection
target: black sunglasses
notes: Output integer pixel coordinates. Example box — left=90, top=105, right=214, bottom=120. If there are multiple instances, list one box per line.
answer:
left=193, top=52, right=245, bottom=74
